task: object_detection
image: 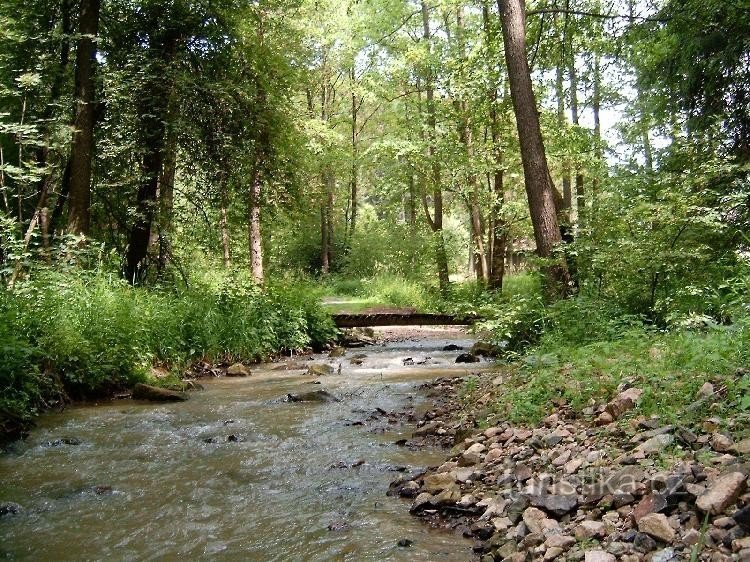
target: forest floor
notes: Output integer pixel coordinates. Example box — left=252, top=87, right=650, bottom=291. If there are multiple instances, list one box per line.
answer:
left=388, top=354, right=750, bottom=561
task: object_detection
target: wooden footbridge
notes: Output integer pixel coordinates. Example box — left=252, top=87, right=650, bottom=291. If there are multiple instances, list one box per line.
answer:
left=332, top=311, right=478, bottom=328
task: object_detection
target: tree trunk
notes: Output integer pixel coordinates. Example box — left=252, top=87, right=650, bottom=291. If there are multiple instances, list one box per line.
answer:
left=66, top=0, right=100, bottom=236
left=124, top=31, right=178, bottom=284
left=421, top=0, right=450, bottom=293
left=569, top=52, right=585, bottom=217
left=220, top=178, right=232, bottom=269
left=248, top=165, right=264, bottom=283
left=498, top=0, right=569, bottom=297
left=156, top=113, right=177, bottom=277
left=556, top=60, right=572, bottom=212
left=349, top=66, right=359, bottom=238
left=482, top=1, right=507, bottom=290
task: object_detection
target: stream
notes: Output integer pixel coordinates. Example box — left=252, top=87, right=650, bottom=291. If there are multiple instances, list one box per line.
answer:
left=0, top=328, right=488, bottom=561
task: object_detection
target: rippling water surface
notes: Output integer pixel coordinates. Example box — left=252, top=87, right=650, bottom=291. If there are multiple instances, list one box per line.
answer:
left=1, top=328, right=488, bottom=561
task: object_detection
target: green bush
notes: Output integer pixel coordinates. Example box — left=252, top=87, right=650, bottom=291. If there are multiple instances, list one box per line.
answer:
left=0, top=269, right=337, bottom=439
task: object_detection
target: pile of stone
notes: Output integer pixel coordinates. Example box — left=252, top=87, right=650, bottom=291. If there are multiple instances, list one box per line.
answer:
left=390, top=386, right=750, bottom=561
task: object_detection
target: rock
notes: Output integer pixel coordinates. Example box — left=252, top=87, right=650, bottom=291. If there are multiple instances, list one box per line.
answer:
left=397, top=538, right=413, bottom=547
left=682, top=528, right=701, bottom=546
left=434, top=485, right=461, bottom=506
left=0, top=502, right=21, bottom=517
left=698, top=382, right=715, bottom=398
left=545, top=535, right=576, bottom=549
left=696, top=472, right=747, bottom=514
left=423, top=472, right=457, bottom=494
left=307, top=364, right=335, bottom=376
left=92, top=485, right=112, bottom=495
left=544, top=546, right=564, bottom=560
left=522, top=507, right=560, bottom=537
left=132, top=383, right=188, bottom=402
left=413, top=421, right=442, bottom=437
left=328, top=347, right=346, bottom=358
left=637, top=513, right=676, bottom=543
left=226, top=363, right=252, bottom=377
left=285, top=390, right=340, bottom=403
left=470, top=341, right=500, bottom=357
left=632, top=493, right=668, bottom=522
left=606, top=387, right=643, bottom=419
left=443, top=344, right=463, bottom=351
left=455, top=353, right=480, bottom=364
left=575, top=521, right=606, bottom=540
left=634, top=532, right=658, bottom=553
left=461, top=443, right=486, bottom=465
left=637, top=434, right=673, bottom=455
left=735, top=438, right=750, bottom=455
left=711, top=433, right=734, bottom=453
left=651, top=548, right=677, bottom=562
left=398, top=481, right=420, bottom=498
left=734, top=505, right=750, bottom=530
left=584, top=551, right=615, bottom=562
left=530, top=493, right=578, bottom=516
left=45, top=437, right=82, bottom=447
left=410, top=492, right=434, bottom=513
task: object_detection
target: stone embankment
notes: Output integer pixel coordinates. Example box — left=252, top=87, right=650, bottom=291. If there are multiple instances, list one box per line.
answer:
left=390, top=376, right=750, bottom=561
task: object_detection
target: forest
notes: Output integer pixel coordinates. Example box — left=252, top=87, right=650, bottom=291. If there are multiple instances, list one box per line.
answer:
left=0, top=0, right=748, bottom=438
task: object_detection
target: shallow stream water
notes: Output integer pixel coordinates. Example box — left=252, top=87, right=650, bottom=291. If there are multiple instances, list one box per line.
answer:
left=0, top=328, right=488, bottom=561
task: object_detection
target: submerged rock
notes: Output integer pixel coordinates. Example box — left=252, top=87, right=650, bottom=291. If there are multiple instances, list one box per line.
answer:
left=443, top=344, right=463, bottom=351
left=285, top=390, right=340, bottom=403
left=132, top=383, right=188, bottom=402
left=0, top=502, right=22, bottom=517
left=455, top=353, right=480, bottom=364
left=44, top=437, right=82, bottom=447
left=307, top=364, right=335, bottom=377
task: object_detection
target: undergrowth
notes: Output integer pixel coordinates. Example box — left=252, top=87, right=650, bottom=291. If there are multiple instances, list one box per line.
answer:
left=0, top=269, right=337, bottom=442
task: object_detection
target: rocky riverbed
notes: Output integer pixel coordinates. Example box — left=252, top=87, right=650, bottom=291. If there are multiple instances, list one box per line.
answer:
left=390, top=374, right=750, bottom=561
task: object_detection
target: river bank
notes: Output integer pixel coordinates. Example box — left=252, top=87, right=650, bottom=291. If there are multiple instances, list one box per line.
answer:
left=390, top=370, right=750, bottom=561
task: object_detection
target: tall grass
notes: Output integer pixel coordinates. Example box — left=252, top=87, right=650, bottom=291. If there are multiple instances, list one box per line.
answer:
left=0, top=269, right=337, bottom=439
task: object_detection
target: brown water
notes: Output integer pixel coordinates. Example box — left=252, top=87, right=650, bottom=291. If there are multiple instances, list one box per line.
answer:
left=0, top=329, right=486, bottom=561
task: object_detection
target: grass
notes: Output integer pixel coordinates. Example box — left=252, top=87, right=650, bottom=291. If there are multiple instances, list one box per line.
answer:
left=0, top=268, right=338, bottom=442
left=488, top=321, right=750, bottom=429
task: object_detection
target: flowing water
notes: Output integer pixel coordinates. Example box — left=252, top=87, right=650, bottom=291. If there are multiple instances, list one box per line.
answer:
left=0, top=328, right=488, bottom=561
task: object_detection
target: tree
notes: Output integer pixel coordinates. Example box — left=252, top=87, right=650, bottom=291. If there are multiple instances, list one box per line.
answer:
left=498, top=0, right=569, bottom=297
left=65, top=0, right=100, bottom=236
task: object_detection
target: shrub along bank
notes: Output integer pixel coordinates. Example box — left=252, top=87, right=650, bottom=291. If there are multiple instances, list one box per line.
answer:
left=0, top=270, right=338, bottom=444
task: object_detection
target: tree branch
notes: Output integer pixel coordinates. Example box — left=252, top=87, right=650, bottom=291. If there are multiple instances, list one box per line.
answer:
left=527, top=8, right=667, bottom=23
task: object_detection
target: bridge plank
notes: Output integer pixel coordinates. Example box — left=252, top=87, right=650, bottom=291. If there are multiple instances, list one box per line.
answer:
left=332, top=312, right=475, bottom=328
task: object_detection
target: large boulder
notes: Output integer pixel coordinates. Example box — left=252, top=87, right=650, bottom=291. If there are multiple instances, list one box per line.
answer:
left=132, top=383, right=188, bottom=402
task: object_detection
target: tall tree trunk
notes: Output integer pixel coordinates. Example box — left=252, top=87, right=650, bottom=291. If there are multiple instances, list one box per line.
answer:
left=498, top=0, right=569, bottom=298
left=248, top=165, right=263, bottom=283
left=320, top=168, right=334, bottom=273
left=219, top=176, right=232, bottom=269
left=66, top=0, right=100, bottom=236
left=482, top=1, right=507, bottom=290
left=124, top=31, right=178, bottom=284
left=556, top=61, right=572, bottom=212
left=349, top=67, right=359, bottom=239
left=455, top=6, right=488, bottom=283
left=156, top=111, right=177, bottom=277
left=421, top=0, right=450, bottom=293
left=569, top=52, right=585, bottom=218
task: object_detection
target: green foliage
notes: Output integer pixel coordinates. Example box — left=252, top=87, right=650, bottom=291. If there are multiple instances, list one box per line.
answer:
left=496, top=320, right=749, bottom=425
left=0, top=268, right=336, bottom=436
